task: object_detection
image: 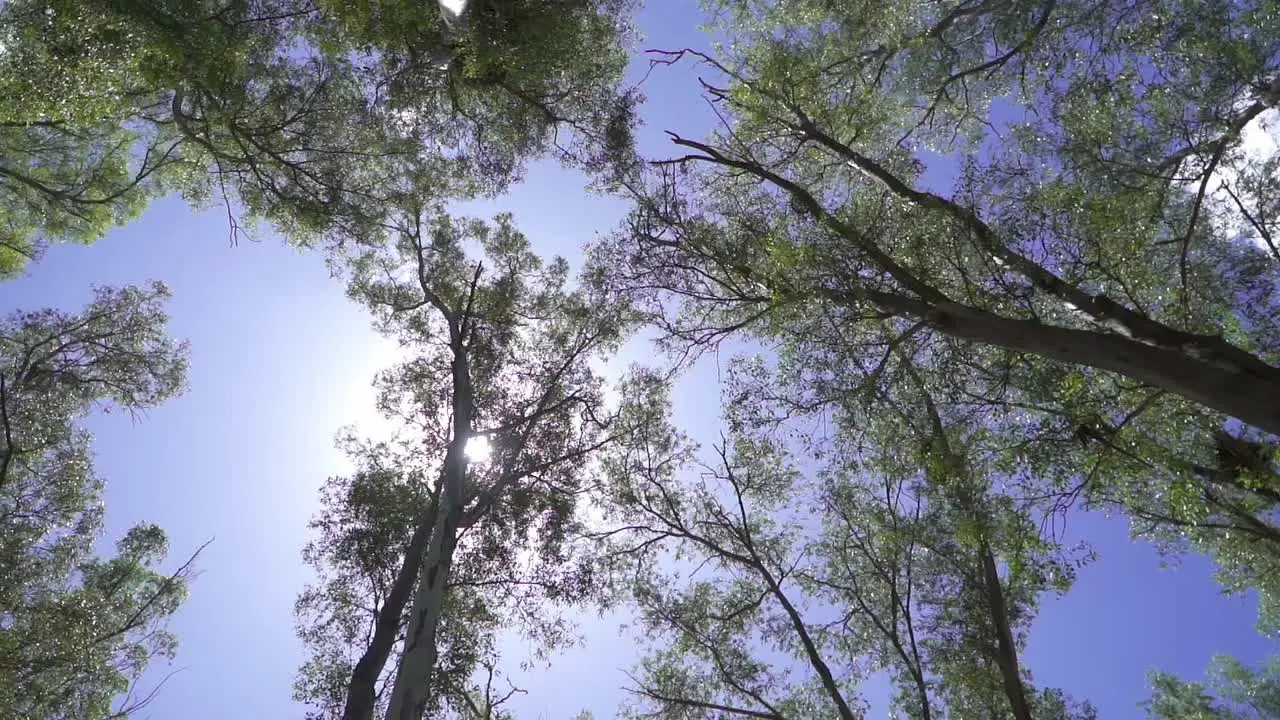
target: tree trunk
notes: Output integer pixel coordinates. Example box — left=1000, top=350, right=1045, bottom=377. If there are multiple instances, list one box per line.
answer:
left=341, top=482, right=442, bottom=720
left=383, top=452, right=465, bottom=720
left=979, top=545, right=1034, bottom=720
left=853, top=288, right=1280, bottom=436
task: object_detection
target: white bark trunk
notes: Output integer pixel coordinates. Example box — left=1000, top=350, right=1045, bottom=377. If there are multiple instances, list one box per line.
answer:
left=383, top=452, right=465, bottom=720
left=341, top=487, right=439, bottom=720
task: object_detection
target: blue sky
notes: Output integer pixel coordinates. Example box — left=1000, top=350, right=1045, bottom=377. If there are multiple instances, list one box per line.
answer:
left=3, top=1, right=1276, bottom=718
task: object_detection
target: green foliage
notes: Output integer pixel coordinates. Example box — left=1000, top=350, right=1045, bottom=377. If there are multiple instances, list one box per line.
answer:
left=0, top=0, right=255, bottom=273
left=0, top=118, right=168, bottom=276
left=0, top=0, right=637, bottom=275
left=597, top=356, right=1095, bottom=720
left=312, top=0, right=637, bottom=184
left=1146, top=655, right=1280, bottom=719
left=591, top=0, right=1280, bottom=637
left=0, top=283, right=194, bottom=719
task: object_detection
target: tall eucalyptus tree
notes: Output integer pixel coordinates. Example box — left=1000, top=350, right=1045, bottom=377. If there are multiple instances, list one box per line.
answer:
left=296, top=203, right=630, bottom=720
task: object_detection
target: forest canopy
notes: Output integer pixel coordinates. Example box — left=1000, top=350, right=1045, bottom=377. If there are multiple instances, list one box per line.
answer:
left=1, top=0, right=1278, bottom=719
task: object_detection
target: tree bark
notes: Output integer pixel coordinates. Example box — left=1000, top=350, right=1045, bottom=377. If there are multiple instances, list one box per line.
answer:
left=341, top=481, right=442, bottom=720
left=380, top=259, right=481, bottom=720
left=979, top=545, right=1034, bottom=720
left=849, top=288, right=1280, bottom=436
left=383, top=452, right=465, bottom=720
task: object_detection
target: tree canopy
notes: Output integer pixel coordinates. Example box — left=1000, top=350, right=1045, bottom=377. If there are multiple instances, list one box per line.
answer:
left=595, top=356, right=1099, bottom=720
left=3, top=0, right=1280, bottom=718
left=0, top=0, right=635, bottom=275
left=0, top=284, right=196, bottom=719
left=591, top=0, right=1280, bottom=637
left=294, top=201, right=631, bottom=720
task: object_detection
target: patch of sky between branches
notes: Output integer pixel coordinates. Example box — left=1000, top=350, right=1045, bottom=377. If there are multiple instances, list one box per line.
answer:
left=1204, top=105, right=1280, bottom=247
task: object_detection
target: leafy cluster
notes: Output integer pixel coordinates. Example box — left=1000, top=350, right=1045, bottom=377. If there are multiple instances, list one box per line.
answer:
left=0, top=0, right=637, bottom=275
left=1146, top=655, right=1280, bottom=719
left=0, top=284, right=194, bottom=719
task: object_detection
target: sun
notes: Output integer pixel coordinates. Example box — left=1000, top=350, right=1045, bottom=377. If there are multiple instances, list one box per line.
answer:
left=440, top=0, right=468, bottom=17
left=464, top=435, right=492, bottom=463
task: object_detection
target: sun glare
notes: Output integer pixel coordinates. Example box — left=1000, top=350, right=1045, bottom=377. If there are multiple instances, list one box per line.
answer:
left=464, top=435, right=492, bottom=463
left=440, top=0, right=468, bottom=17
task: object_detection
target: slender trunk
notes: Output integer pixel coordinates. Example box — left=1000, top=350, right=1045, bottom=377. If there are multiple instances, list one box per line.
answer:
left=899, top=602, right=932, bottom=720
left=928, top=429, right=1030, bottom=720
left=979, top=545, right=1033, bottom=720
left=911, top=667, right=932, bottom=720
left=852, top=288, right=1280, bottom=436
left=887, top=587, right=932, bottom=720
left=341, top=482, right=442, bottom=720
left=383, top=319, right=476, bottom=720
left=383, top=452, right=465, bottom=720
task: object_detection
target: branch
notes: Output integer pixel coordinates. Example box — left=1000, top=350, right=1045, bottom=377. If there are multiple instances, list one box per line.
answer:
left=0, top=374, right=15, bottom=489
left=659, top=132, right=949, bottom=305
left=1176, top=140, right=1229, bottom=304
left=627, top=681, right=785, bottom=719
left=459, top=261, right=485, bottom=345
left=901, top=0, right=1058, bottom=144
left=680, top=68, right=1280, bottom=381
left=1221, top=180, right=1280, bottom=263
left=90, top=537, right=213, bottom=647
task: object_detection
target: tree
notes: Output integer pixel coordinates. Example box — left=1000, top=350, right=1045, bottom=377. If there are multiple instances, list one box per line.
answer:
left=0, top=283, right=198, bottom=718
left=1145, top=655, right=1280, bottom=719
left=588, top=0, right=1280, bottom=634
left=594, top=360, right=1095, bottom=719
left=706, top=270, right=1280, bottom=634
left=593, top=0, right=1280, bottom=432
left=0, top=0, right=637, bottom=274
left=294, top=449, right=535, bottom=720
left=294, top=205, right=630, bottom=720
